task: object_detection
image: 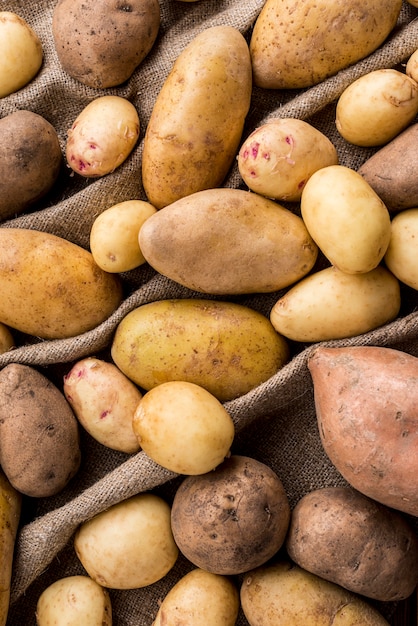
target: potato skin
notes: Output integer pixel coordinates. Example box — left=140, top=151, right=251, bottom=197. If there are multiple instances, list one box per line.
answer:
left=52, top=0, right=160, bottom=88
left=0, top=471, right=21, bottom=626
left=286, top=487, right=418, bottom=601
left=0, top=228, right=123, bottom=339
left=139, top=188, right=318, bottom=294
left=142, top=26, right=252, bottom=208
left=384, top=208, right=418, bottom=289
left=308, top=346, right=418, bottom=516
left=0, top=110, right=62, bottom=220
left=250, top=0, right=402, bottom=89
left=171, top=455, right=291, bottom=575
left=0, top=364, right=81, bottom=498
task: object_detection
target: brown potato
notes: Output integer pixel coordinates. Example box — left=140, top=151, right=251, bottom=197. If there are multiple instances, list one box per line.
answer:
left=0, top=110, right=62, bottom=221
left=308, top=346, right=418, bottom=516
left=0, top=364, right=81, bottom=498
left=0, top=324, right=14, bottom=355
left=171, top=455, right=291, bottom=575
left=52, top=0, right=160, bottom=88
left=0, top=470, right=21, bottom=626
left=286, top=486, right=418, bottom=601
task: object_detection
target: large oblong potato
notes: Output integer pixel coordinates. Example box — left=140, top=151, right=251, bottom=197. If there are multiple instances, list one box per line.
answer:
left=139, top=188, right=318, bottom=294
left=250, top=0, right=402, bottom=89
left=111, top=298, right=289, bottom=402
left=0, top=228, right=123, bottom=340
left=142, top=26, right=252, bottom=208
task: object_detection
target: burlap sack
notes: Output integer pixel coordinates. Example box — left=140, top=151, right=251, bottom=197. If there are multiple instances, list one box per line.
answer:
left=2, top=1, right=418, bottom=624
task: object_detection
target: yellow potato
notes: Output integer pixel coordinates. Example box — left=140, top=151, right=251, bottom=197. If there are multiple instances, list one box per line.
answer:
left=0, top=228, right=122, bottom=340
left=336, top=69, right=418, bottom=147
left=0, top=471, right=21, bottom=626
left=0, top=324, right=14, bottom=355
left=133, top=381, right=234, bottom=474
left=90, top=200, right=157, bottom=272
left=139, top=188, right=318, bottom=294
left=0, top=11, right=43, bottom=98
left=384, top=208, right=418, bottom=290
left=152, top=568, right=239, bottom=626
left=249, top=0, right=402, bottom=89
left=142, top=25, right=252, bottom=208
left=63, top=357, right=142, bottom=454
left=270, top=265, right=401, bottom=342
left=111, top=298, right=289, bottom=402
left=36, top=576, right=112, bottom=626
left=238, top=118, right=338, bottom=201
left=406, top=49, right=418, bottom=88
left=241, top=562, right=390, bottom=625
left=66, top=96, right=140, bottom=177
left=74, top=493, right=178, bottom=589
left=301, top=165, right=391, bottom=274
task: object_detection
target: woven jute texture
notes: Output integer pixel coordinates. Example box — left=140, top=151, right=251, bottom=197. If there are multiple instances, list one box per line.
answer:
left=2, top=1, right=418, bottom=624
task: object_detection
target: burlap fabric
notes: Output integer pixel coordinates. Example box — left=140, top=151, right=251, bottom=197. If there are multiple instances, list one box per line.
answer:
left=2, top=1, right=418, bottom=624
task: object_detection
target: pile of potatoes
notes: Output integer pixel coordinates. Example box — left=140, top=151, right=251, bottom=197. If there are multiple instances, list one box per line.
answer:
left=1, top=1, right=418, bottom=625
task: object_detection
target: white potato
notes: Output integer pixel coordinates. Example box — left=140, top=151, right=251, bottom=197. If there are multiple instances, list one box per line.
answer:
left=133, top=381, right=234, bottom=474
left=336, top=69, right=418, bottom=146
left=0, top=12, right=43, bottom=98
left=384, top=208, right=418, bottom=290
left=66, top=96, right=140, bottom=177
left=74, top=493, right=178, bottom=589
left=63, top=357, right=142, bottom=453
left=36, top=575, right=112, bottom=626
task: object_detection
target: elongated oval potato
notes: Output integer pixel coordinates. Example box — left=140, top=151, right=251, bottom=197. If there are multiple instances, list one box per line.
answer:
left=142, top=26, right=252, bottom=208
left=152, top=568, right=239, bottom=626
left=384, top=208, right=418, bottom=289
left=270, top=265, right=400, bottom=342
left=307, top=346, right=418, bottom=516
left=139, top=188, right=318, bottom=294
left=0, top=228, right=122, bottom=339
left=250, top=0, right=402, bottom=89
left=111, top=298, right=289, bottom=402
left=0, top=471, right=21, bottom=626
left=301, top=165, right=391, bottom=274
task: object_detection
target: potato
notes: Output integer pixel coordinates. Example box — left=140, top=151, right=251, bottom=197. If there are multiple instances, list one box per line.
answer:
left=52, top=0, right=160, bottom=88
left=384, top=208, right=418, bottom=290
left=241, top=562, right=390, bottom=626
left=74, top=493, right=178, bottom=589
left=133, top=381, right=234, bottom=474
left=0, top=364, right=81, bottom=498
left=142, top=26, right=252, bottom=208
left=90, top=199, right=157, bottom=272
left=152, top=568, right=239, bottom=626
left=300, top=165, right=391, bottom=274
left=66, top=96, right=140, bottom=178
left=238, top=118, right=338, bottom=202
left=406, top=48, right=418, bottom=83
left=0, top=228, right=122, bottom=339
left=111, top=298, right=289, bottom=402
left=0, top=11, right=43, bottom=98
left=307, top=346, right=418, bottom=516
left=0, top=471, right=21, bottom=626
left=249, top=0, right=402, bottom=89
left=270, top=265, right=400, bottom=342
left=171, top=455, right=290, bottom=575
left=0, top=324, right=14, bottom=355
left=36, top=576, right=112, bottom=626
left=139, top=188, right=318, bottom=294
left=358, top=123, right=418, bottom=211
left=335, top=69, right=418, bottom=147
left=286, top=487, right=418, bottom=601
left=0, top=110, right=62, bottom=221
left=63, top=357, right=142, bottom=454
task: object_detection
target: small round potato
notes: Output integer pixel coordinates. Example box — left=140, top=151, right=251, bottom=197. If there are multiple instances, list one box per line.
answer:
left=171, top=455, right=291, bottom=575
left=36, top=575, right=112, bottom=626
left=384, top=208, right=418, bottom=289
left=152, top=568, right=239, bottom=626
left=74, top=493, right=178, bottom=589
left=336, top=69, right=418, bottom=147
left=90, top=200, right=157, bottom=272
left=63, top=357, right=142, bottom=454
left=132, top=381, right=235, bottom=475
left=238, top=118, right=338, bottom=201
left=0, top=12, right=43, bottom=98
left=66, top=96, right=140, bottom=177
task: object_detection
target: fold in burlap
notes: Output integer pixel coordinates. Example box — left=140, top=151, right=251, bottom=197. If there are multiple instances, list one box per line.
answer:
left=2, top=2, right=418, bottom=624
